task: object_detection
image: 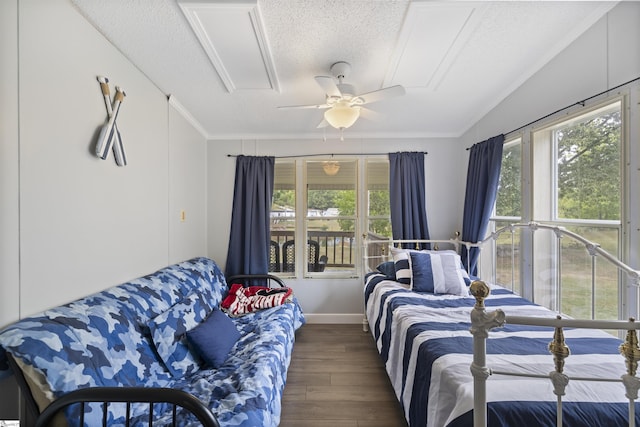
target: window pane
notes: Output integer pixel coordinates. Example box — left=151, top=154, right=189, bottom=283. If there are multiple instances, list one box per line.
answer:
left=367, top=160, right=391, bottom=238
left=306, top=160, right=356, bottom=275
left=556, top=103, right=621, bottom=221
left=532, top=225, right=619, bottom=320
left=493, top=220, right=522, bottom=295
left=368, top=217, right=391, bottom=239
left=307, top=219, right=355, bottom=273
left=271, top=161, right=295, bottom=273
left=271, top=219, right=294, bottom=273
left=559, top=225, right=619, bottom=320
left=307, top=160, right=356, bottom=217
left=495, top=140, right=521, bottom=218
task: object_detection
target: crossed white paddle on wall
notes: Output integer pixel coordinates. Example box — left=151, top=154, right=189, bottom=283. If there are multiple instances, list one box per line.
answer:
left=95, top=76, right=127, bottom=166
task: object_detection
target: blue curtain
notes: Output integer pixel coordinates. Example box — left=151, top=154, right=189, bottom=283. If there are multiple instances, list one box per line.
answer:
left=461, top=135, right=504, bottom=276
left=389, top=152, right=430, bottom=248
left=225, top=155, right=275, bottom=278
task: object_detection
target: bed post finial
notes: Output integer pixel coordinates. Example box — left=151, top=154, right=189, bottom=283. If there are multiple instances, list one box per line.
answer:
left=548, top=317, right=571, bottom=403
left=620, top=318, right=640, bottom=403
left=620, top=318, right=640, bottom=377
left=469, top=280, right=505, bottom=337
left=470, top=280, right=490, bottom=309
left=549, top=315, right=570, bottom=374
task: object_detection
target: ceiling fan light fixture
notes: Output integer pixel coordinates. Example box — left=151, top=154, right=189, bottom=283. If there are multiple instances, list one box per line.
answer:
left=324, top=104, right=360, bottom=129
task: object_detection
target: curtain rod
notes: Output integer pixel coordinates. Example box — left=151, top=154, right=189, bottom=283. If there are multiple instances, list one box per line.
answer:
left=465, top=75, right=640, bottom=151
left=226, top=151, right=427, bottom=159
left=503, top=75, right=640, bottom=137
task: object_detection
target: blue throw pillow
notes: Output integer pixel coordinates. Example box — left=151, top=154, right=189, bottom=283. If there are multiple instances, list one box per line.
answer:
left=391, top=247, right=448, bottom=286
left=409, top=251, right=468, bottom=296
left=186, top=309, right=240, bottom=369
left=376, top=261, right=397, bottom=279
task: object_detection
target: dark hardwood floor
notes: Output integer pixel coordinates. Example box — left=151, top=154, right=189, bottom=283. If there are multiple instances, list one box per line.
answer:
left=280, top=323, right=408, bottom=427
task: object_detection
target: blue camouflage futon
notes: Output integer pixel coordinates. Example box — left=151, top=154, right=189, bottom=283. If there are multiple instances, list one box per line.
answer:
left=0, top=257, right=305, bottom=426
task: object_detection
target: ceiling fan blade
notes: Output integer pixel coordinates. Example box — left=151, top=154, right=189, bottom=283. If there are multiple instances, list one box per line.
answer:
left=316, top=118, right=329, bottom=128
left=357, top=85, right=405, bottom=105
left=359, top=107, right=382, bottom=121
left=278, top=103, right=330, bottom=110
left=314, top=76, right=342, bottom=98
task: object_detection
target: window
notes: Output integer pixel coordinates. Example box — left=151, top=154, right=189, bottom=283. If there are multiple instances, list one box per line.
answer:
left=270, top=157, right=389, bottom=278
left=489, top=139, right=522, bottom=294
left=532, top=101, right=622, bottom=319
left=488, top=100, right=623, bottom=320
left=495, top=139, right=522, bottom=219
left=270, top=161, right=295, bottom=273
left=533, top=102, right=621, bottom=223
left=366, top=160, right=392, bottom=239
left=306, top=160, right=357, bottom=275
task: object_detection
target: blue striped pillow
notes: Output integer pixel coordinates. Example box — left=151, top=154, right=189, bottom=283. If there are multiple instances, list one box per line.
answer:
left=391, top=247, right=466, bottom=286
left=409, top=251, right=469, bottom=295
left=390, top=247, right=414, bottom=285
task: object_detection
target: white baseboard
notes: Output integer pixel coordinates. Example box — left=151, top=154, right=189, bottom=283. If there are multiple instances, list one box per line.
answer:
left=303, top=313, right=365, bottom=324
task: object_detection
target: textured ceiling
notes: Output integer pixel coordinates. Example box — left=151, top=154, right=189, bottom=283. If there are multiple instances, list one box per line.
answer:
left=71, top=0, right=615, bottom=140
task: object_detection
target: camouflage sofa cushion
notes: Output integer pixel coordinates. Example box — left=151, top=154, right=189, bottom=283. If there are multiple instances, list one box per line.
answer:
left=0, top=257, right=305, bottom=426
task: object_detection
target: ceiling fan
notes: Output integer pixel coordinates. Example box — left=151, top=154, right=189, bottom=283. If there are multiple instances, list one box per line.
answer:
left=278, top=61, right=405, bottom=131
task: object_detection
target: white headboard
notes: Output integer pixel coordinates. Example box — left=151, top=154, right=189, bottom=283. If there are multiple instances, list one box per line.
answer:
left=362, top=236, right=466, bottom=275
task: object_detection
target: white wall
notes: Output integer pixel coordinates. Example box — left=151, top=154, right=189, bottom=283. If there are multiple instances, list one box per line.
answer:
left=206, top=140, right=237, bottom=267
left=9, top=0, right=207, bottom=317
left=0, top=1, right=21, bottom=420
left=18, top=0, right=169, bottom=315
left=0, top=0, right=207, bottom=418
left=0, top=0, right=20, bottom=332
left=168, top=99, right=208, bottom=263
left=206, top=137, right=463, bottom=321
left=460, top=2, right=640, bottom=146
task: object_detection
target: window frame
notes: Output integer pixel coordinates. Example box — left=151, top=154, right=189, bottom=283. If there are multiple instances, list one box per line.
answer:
left=532, top=99, right=624, bottom=317
left=487, top=96, right=627, bottom=321
left=271, top=156, right=389, bottom=279
left=303, top=158, right=359, bottom=278
left=364, top=158, right=392, bottom=240
left=486, top=137, right=523, bottom=293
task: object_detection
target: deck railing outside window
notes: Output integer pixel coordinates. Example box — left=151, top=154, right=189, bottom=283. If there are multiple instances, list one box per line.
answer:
left=270, top=230, right=357, bottom=271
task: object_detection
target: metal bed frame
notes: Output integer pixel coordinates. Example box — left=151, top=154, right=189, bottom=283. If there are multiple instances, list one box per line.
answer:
left=469, top=222, right=640, bottom=427
left=363, top=223, right=640, bottom=426
left=8, top=353, right=220, bottom=427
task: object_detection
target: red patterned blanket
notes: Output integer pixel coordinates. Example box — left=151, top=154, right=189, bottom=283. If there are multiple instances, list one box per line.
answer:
left=222, top=283, right=293, bottom=316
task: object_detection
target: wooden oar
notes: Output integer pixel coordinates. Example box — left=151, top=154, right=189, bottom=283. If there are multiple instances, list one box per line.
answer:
left=95, top=77, right=126, bottom=162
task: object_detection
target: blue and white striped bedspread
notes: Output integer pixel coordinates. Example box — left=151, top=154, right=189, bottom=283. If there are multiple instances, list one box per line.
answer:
left=364, top=273, right=640, bottom=427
